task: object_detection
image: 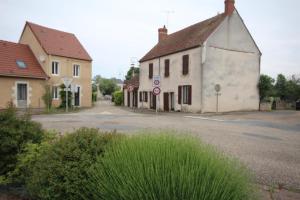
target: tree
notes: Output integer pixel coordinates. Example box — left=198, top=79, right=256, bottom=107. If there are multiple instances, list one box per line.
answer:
left=258, top=74, right=275, bottom=101
left=285, top=75, right=300, bottom=102
left=274, top=74, right=288, bottom=100
left=125, top=67, right=139, bottom=80
left=99, top=78, right=119, bottom=95
left=42, top=84, right=52, bottom=112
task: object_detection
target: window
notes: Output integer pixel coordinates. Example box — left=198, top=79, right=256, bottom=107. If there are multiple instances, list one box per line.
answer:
left=52, top=61, right=59, bottom=75
left=149, top=63, right=153, bottom=79
left=16, top=60, right=26, bottom=68
left=178, top=85, right=192, bottom=105
left=182, top=55, right=189, bottom=75
left=143, top=92, right=148, bottom=102
left=164, top=59, right=170, bottom=77
left=52, top=86, right=59, bottom=99
left=73, top=64, right=80, bottom=77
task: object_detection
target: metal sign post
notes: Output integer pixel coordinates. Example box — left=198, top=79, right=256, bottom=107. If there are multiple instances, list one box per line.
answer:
left=153, top=87, right=161, bottom=114
left=62, top=77, right=73, bottom=112
left=215, top=84, right=221, bottom=113
left=152, top=75, right=161, bottom=113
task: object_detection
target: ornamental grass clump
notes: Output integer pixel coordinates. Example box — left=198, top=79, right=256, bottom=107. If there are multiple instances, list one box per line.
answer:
left=85, top=133, right=257, bottom=200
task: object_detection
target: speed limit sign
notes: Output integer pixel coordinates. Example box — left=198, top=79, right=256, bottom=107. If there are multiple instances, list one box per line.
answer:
left=153, top=87, right=161, bottom=96
left=127, top=85, right=134, bottom=92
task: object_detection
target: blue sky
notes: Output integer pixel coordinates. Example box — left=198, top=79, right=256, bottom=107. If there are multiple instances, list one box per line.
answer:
left=0, top=0, right=299, bottom=79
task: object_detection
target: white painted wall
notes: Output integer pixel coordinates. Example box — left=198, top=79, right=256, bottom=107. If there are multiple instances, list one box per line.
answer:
left=139, top=10, right=261, bottom=113
left=202, top=10, right=261, bottom=112
left=139, top=47, right=202, bottom=112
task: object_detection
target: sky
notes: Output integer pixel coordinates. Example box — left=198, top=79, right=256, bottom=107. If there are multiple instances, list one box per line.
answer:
left=0, top=0, right=299, bottom=80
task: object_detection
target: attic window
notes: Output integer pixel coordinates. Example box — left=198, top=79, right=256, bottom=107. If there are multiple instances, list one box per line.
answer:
left=16, top=60, right=27, bottom=68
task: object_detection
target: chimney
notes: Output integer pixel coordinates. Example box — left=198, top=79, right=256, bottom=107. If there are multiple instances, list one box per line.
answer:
left=225, top=0, right=235, bottom=15
left=158, top=25, right=168, bottom=42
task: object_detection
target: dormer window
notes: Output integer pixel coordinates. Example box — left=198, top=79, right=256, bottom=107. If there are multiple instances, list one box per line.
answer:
left=51, top=61, right=59, bottom=75
left=16, top=60, right=26, bottom=68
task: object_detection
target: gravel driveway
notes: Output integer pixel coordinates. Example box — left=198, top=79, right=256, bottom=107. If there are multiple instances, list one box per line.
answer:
left=32, top=101, right=300, bottom=193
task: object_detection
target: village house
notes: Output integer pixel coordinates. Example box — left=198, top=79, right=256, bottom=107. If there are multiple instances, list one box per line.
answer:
left=124, top=0, right=261, bottom=113
left=0, top=22, right=92, bottom=109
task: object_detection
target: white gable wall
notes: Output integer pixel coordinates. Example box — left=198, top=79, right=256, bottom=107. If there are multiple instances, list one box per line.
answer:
left=202, top=10, right=261, bottom=112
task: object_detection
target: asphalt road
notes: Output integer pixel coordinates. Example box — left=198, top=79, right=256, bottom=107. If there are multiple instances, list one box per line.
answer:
left=32, top=101, right=300, bottom=192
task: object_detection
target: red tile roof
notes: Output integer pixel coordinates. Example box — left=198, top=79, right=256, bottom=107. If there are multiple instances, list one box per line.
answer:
left=124, top=75, right=139, bottom=89
left=140, top=13, right=226, bottom=62
left=25, top=22, right=92, bottom=61
left=0, top=40, right=48, bottom=79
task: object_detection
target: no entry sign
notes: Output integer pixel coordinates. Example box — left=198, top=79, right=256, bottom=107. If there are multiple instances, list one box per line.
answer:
left=153, top=87, right=161, bottom=96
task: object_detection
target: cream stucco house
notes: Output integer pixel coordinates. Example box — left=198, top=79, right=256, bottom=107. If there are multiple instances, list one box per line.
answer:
left=19, top=22, right=92, bottom=108
left=131, top=0, right=261, bottom=113
left=0, top=22, right=92, bottom=109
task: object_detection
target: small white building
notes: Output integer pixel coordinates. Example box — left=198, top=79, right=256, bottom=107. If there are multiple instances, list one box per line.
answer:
left=137, top=0, right=261, bottom=113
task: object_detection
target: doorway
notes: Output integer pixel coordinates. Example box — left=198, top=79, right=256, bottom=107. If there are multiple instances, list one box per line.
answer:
left=164, top=92, right=169, bottom=111
left=170, top=92, right=175, bottom=111
left=150, top=92, right=156, bottom=110
left=17, top=83, right=27, bottom=108
left=74, top=86, right=80, bottom=107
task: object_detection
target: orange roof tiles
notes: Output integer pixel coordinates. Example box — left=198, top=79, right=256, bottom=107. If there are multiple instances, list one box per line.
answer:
left=140, top=14, right=226, bottom=62
left=0, top=40, right=48, bottom=79
left=26, top=22, right=92, bottom=61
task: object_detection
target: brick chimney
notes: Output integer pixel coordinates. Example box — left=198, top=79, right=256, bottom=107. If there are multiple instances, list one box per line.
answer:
left=158, top=25, right=168, bottom=42
left=225, top=0, right=235, bottom=15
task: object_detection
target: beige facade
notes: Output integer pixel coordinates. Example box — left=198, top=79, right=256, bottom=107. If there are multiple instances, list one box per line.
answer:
left=0, top=77, right=45, bottom=109
left=138, top=10, right=261, bottom=113
left=19, top=24, right=92, bottom=108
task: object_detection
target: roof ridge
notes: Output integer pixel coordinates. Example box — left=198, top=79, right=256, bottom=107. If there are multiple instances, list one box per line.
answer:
left=26, top=21, right=75, bottom=36
left=166, top=13, right=226, bottom=38
left=0, top=40, right=29, bottom=47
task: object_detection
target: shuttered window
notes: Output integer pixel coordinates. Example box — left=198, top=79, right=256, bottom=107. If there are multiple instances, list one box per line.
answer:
left=144, top=92, right=148, bottom=102
left=149, top=63, right=153, bottom=79
left=179, top=85, right=192, bottom=105
left=164, top=59, right=170, bottom=77
left=139, top=92, right=142, bottom=102
left=182, top=55, right=189, bottom=75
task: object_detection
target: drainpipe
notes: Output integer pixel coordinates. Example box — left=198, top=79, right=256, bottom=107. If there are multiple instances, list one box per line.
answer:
left=200, top=43, right=206, bottom=113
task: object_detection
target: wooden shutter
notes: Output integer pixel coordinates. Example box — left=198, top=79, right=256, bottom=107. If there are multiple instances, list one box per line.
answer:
left=178, top=86, right=182, bottom=104
left=149, top=63, right=153, bottom=79
left=188, top=85, right=192, bottom=105
left=165, top=59, right=170, bottom=77
left=145, top=92, right=148, bottom=102
left=182, top=55, right=189, bottom=75
left=139, top=92, right=142, bottom=102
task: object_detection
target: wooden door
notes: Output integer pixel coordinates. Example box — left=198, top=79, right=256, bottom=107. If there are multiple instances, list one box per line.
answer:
left=164, top=92, right=169, bottom=111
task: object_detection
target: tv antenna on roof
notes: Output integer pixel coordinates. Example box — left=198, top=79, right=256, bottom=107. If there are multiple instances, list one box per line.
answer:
left=163, top=10, right=175, bottom=28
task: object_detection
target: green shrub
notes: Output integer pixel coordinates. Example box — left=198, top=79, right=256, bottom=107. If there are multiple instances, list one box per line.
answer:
left=113, top=91, right=123, bottom=106
left=0, top=103, right=45, bottom=181
left=59, top=84, right=72, bottom=108
left=85, top=133, right=257, bottom=200
left=26, top=128, right=121, bottom=200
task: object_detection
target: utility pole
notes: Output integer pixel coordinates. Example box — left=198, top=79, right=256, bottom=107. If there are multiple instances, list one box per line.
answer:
left=163, top=10, right=175, bottom=28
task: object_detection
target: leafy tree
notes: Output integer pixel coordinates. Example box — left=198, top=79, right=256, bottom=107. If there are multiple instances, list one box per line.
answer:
left=113, top=91, right=124, bottom=106
left=258, top=74, right=275, bottom=101
left=99, top=78, right=119, bottom=95
left=125, top=67, right=139, bottom=80
left=274, top=74, right=288, bottom=100
left=42, top=84, right=52, bottom=112
left=285, top=76, right=300, bottom=102
left=59, top=84, right=72, bottom=108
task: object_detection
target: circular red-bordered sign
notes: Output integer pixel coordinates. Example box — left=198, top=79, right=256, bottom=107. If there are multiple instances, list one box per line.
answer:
left=154, top=80, right=160, bottom=86
left=127, top=85, right=134, bottom=92
left=153, top=87, right=161, bottom=96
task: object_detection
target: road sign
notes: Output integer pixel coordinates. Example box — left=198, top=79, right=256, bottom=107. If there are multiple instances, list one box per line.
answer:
left=153, top=75, right=161, bottom=87
left=153, top=87, right=161, bottom=96
left=215, top=84, right=221, bottom=92
left=62, top=77, right=73, bottom=87
left=127, top=85, right=134, bottom=92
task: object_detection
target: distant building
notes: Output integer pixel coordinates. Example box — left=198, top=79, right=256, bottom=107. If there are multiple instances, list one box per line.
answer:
left=132, top=0, right=261, bottom=112
left=0, top=22, right=92, bottom=109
